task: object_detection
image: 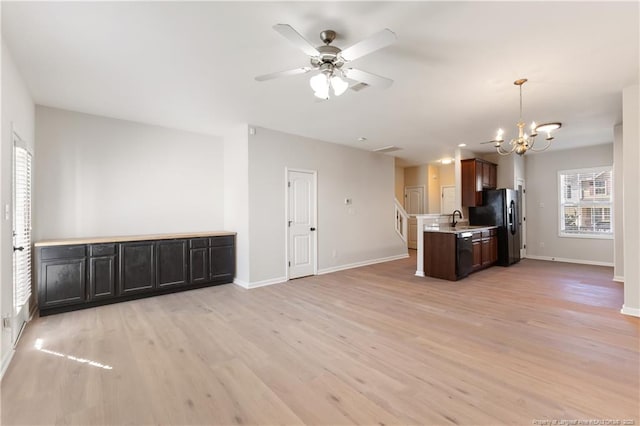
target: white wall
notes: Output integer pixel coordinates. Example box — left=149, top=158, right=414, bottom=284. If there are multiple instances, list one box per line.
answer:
left=248, top=126, right=406, bottom=284
left=525, top=144, right=614, bottom=265
left=622, top=85, right=639, bottom=316
left=223, top=124, right=250, bottom=285
left=613, top=124, right=624, bottom=281
left=34, top=106, right=224, bottom=240
left=1, top=40, right=35, bottom=375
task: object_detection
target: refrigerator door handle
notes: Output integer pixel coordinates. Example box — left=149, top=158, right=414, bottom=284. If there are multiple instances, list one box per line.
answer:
left=509, top=200, right=516, bottom=234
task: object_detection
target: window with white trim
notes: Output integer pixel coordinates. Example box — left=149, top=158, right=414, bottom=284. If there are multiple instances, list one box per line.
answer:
left=558, top=166, right=612, bottom=238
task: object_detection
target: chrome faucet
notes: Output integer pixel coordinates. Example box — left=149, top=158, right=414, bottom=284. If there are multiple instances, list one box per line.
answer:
left=451, top=209, right=463, bottom=227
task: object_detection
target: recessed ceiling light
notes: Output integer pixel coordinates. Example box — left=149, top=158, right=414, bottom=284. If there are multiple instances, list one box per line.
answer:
left=441, top=158, right=453, bottom=165
left=458, top=143, right=467, bottom=147
left=358, top=137, right=367, bottom=142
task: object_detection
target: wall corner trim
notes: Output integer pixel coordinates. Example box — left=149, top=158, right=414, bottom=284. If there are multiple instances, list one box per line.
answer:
left=318, top=253, right=409, bottom=275
left=524, top=254, right=614, bottom=267
left=613, top=275, right=625, bottom=283
left=620, top=305, right=640, bottom=317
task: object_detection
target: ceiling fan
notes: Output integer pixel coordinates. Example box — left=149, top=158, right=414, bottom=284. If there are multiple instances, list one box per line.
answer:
left=255, top=24, right=397, bottom=99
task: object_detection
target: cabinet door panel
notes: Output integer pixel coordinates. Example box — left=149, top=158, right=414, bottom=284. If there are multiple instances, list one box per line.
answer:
left=472, top=241, right=482, bottom=271
left=40, top=259, right=86, bottom=307
left=119, top=242, right=155, bottom=294
left=89, top=256, right=116, bottom=300
left=190, top=248, right=209, bottom=284
left=209, top=245, right=235, bottom=281
left=481, top=238, right=492, bottom=267
left=482, top=162, right=491, bottom=187
left=156, top=240, right=188, bottom=288
left=489, top=164, right=497, bottom=189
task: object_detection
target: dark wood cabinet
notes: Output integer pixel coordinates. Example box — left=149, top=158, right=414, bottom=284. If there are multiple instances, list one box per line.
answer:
left=424, top=232, right=457, bottom=281
left=39, top=258, right=86, bottom=308
left=472, top=238, right=482, bottom=271
left=156, top=239, right=188, bottom=288
left=471, top=230, right=498, bottom=271
left=189, top=247, right=209, bottom=284
left=119, top=242, right=155, bottom=294
left=210, top=240, right=235, bottom=282
left=36, top=233, right=236, bottom=316
left=461, top=159, right=498, bottom=207
left=88, top=244, right=116, bottom=301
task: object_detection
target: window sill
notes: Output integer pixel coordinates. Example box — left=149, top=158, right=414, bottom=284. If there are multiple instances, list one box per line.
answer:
left=558, top=233, right=613, bottom=240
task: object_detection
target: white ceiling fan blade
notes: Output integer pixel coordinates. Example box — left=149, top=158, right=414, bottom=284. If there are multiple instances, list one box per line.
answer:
left=343, top=68, right=393, bottom=89
left=340, top=29, right=397, bottom=62
left=255, top=67, right=312, bottom=82
left=273, top=24, right=319, bottom=57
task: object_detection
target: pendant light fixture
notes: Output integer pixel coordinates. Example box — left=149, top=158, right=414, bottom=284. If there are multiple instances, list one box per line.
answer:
left=489, top=78, right=562, bottom=156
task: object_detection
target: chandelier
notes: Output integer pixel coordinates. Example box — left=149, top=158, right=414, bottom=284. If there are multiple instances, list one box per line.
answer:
left=309, top=63, right=348, bottom=100
left=489, top=78, right=562, bottom=156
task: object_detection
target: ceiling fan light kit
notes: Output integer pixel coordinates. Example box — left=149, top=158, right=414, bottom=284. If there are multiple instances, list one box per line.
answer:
left=485, top=78, right=562, bottom=156
left=255, top=24, right=397, bottom=100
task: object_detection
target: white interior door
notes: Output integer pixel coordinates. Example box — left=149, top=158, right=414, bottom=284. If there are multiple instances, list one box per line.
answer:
left=12, top=132, right=32, bottom=345
left=441, top=185, right=456, bottom=215
left=404, top=186, right=424, bottom=215
left=287, top=169, right=317, bottom=279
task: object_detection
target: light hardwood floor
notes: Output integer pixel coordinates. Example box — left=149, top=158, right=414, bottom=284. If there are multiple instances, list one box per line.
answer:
left=2, top=253, right=639, bottom=425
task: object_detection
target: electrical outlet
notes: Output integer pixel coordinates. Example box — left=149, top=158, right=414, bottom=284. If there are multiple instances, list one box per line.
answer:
left=344, top=198, right=352, bottom=205
left=2, top=316, right=11, bottom=329
left=539, top=242, right=545, bottom=248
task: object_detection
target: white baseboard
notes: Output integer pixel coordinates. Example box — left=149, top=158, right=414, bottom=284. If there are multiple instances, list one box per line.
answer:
left=620, top=305, right=640, bottom=317
left=318, top=253, right=409, bottom=275
left=233, top=278, right=250, bottom=289
left=415, top=271, right=425, bottom=277
left=613, top=275, right=624, bottom=283
left=524, top=254, right=613, bottom=267
left=0, top=349, right=15, bottom=381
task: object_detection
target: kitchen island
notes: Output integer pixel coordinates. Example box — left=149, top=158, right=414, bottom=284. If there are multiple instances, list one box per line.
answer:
left=414, top=216, right=497, bottom=280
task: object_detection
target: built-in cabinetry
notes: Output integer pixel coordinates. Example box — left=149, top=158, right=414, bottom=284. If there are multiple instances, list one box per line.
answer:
left=423, top=227, right=498, bottom=281
left=471, top=229, right=498, bottom=272
left=36, top=233, right=235, bottom=316
left=461, top=159, right=497, bottom=207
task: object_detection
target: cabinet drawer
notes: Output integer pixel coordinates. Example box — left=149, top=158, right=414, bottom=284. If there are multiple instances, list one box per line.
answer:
left=89, top=244, right=116, bottom=257
left=482, top=230, right=491, bottom=238
left=471, top=231, right=482, bottom=242
left=210, top=236, right=234, bottom=247
left=189, top=238, right=209, bottom=249
left=41, top=245, right=86, bottom=260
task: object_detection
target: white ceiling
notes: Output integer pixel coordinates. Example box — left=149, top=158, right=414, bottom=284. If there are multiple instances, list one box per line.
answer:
left=2, top=1, right=638, bottom=166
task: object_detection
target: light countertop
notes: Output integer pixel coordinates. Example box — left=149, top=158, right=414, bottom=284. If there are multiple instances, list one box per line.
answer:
left=34, top=231, right=236, bottom=247
left=424, top=225, right=497, bottom=234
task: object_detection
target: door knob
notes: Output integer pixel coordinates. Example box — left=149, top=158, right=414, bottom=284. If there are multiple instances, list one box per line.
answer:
left=310, top=227, right=316, bottom=231
left=13, top=246, right=24, bottom=252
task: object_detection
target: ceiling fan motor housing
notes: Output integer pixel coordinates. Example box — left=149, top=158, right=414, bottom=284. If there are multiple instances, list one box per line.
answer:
left=310, top=44, right=344, bottom=68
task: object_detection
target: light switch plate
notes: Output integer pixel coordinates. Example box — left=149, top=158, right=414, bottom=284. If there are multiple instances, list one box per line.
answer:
left=4, top=204, right=9, bottom=220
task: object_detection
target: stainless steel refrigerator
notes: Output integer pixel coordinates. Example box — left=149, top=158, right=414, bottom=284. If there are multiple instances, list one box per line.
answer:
left=468, top=188, right=521, bottom=266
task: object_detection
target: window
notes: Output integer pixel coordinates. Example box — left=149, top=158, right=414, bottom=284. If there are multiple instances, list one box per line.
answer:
left=558, top=166, right=612, bottom=238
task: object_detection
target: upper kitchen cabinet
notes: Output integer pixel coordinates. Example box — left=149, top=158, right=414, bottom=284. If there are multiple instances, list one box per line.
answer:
left=461, top=159, right=497, bottom=206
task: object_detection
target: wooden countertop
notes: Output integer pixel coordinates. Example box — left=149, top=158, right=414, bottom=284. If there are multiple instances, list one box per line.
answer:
left=34, top=231, right=236, bottom=247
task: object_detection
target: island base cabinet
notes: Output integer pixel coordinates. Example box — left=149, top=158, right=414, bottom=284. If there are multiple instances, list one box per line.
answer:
left=37, top=233, right=236, bottom=316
